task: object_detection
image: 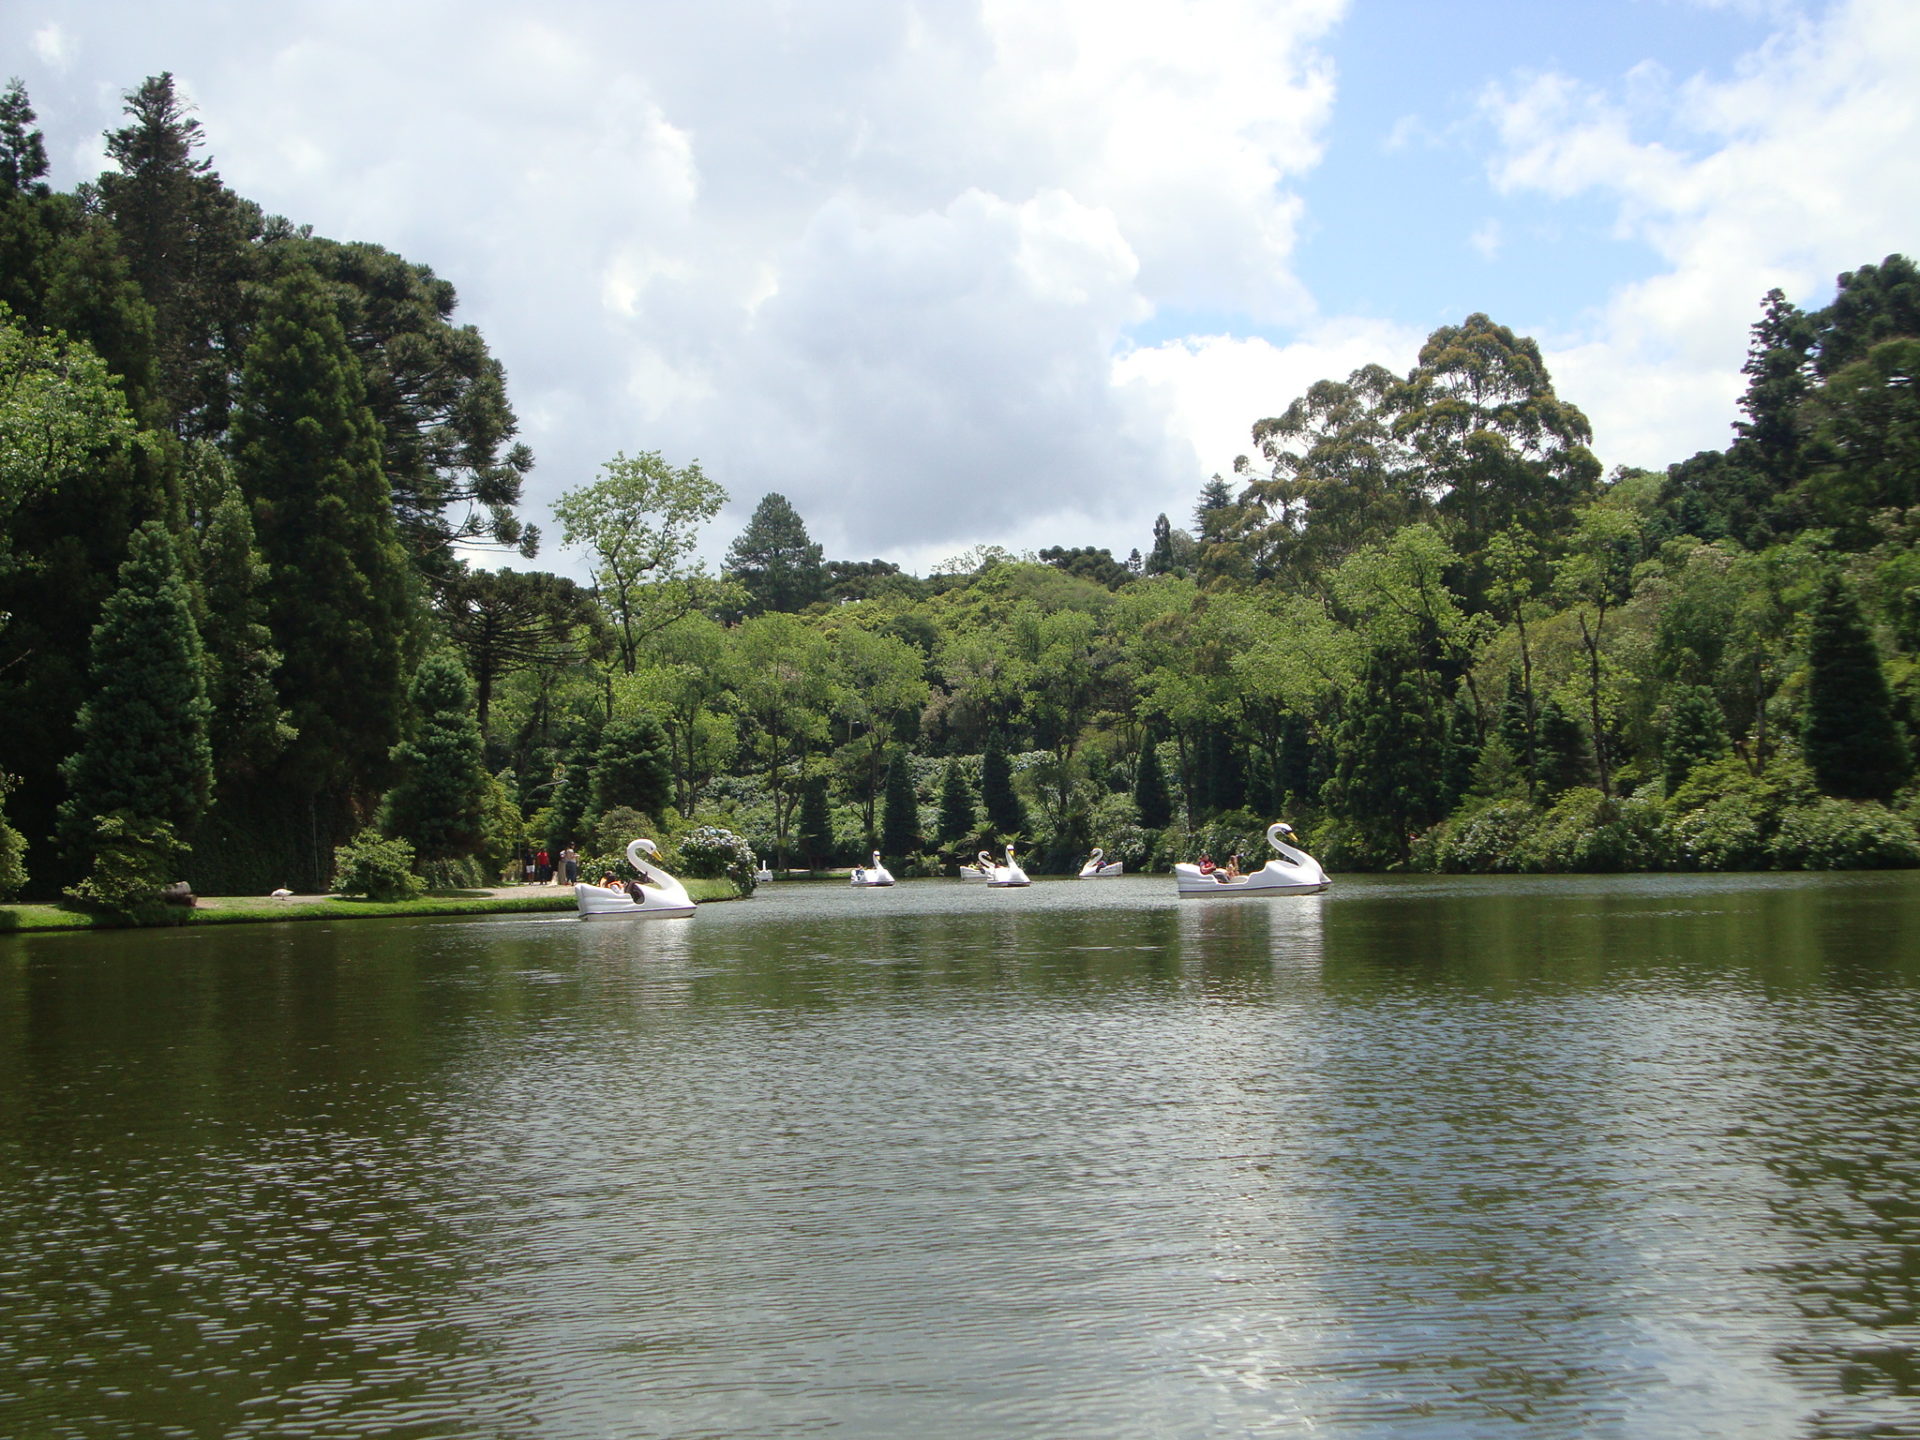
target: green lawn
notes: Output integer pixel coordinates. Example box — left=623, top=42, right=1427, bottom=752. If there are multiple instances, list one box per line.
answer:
left=0, top=878, right=741, bottom=932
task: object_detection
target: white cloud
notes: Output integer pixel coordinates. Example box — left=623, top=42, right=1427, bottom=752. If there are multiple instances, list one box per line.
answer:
left=0, top=0, right=1351, bottom=573
left=31, top=23, right=70, bottom=69
left=1480, top=0, right=1920, bottom=467
left=1114, top=317, right=1424, bottom=490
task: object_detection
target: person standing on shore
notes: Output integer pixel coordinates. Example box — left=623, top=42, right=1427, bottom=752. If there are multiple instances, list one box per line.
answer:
left=535, top=847, right=550, bottom=884
left=561, top=845, right=579, bottom=885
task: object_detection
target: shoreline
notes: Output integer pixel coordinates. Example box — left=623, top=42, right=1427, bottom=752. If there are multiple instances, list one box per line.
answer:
left=0, top=879, right=744, bottom=934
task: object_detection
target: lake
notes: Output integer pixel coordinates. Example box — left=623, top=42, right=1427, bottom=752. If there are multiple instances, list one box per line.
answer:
left=4, top=871, right=1920, bottom=1438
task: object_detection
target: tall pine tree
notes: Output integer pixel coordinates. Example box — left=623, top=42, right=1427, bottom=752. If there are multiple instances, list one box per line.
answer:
left=724, top=492, right=825, bottom=615
left=57, top=521, right=212, bottom=866
left=1134, top=738, right=1172, bottom=829
left=232, top=266, right=416, bottom=810
left=880, top=750, right=921, bottom=865
left=980, top=735, right=1026, bottom=836
left=1802, top=575, right=1910, bottom=801
left=936, top=757, right=975, bottom=846
left=383, top=650, right=487, bottom=864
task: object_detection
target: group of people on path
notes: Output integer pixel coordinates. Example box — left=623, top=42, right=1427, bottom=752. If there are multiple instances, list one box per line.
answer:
left=523, top=846, right=581, bottom=886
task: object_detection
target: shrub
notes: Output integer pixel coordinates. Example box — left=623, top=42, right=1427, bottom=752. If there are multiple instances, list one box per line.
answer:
left=1771, top=799, right=1920, bottom=870
left=678, top=825, right=759, bottom=895
left=0, top=772, right=25, bottom=902
left=331, top=828, right=424, bottom=900
left=1431, top=800, right=1542, bottom=873
left=64, top=813, right=187, bottom=922
left=419, top=855, right=490, bottom=891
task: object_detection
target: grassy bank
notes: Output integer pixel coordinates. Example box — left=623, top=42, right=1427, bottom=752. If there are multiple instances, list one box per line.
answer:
left=0, top=878, right=742, bottom=934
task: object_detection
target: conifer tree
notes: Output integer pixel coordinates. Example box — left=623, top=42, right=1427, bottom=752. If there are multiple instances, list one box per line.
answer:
left=588, top=715, right=674, bottom=822
left=1498, top=664, right=1536, bottom=785
left=1535, top=696, right=1591, bottom=799
left=382, top=650, right=487, bottom=863
left=57, top=520, right=212, bottom=861
left=797, top=774, right=834, bottom=869
left=1662, top=685, right=1729, bottom=793
left=1322, top=648, right=1450, bottom=865
left=94, top=73, right=258, bottom=436
left=880, top=750, right=920, bottom=864
left=1134, top=738, right=1172, bottom=829
left=186, top=444, right=291, bottom=782
left=1803, top=575, right=1910, bottom=801
left=936, top=757, right=974, bottom=845
left=546, top=734, right=599, bottom=853
left=981, top=735, right=1026, bottom=836
left=233, top=266, right=415, bottom=807
left=724, top=492, right=825, bottom=615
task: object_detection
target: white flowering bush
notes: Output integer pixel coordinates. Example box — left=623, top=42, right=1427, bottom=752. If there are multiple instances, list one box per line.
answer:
left=678, top=825, right=759, bottom=895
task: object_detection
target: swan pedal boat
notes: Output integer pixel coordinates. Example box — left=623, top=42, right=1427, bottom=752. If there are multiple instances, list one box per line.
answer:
left=1175, top=824, right=1330, bottom=898
left=958, top=850, right=996, bottom=882
left=850, top=851, right=895, bottom=887
left=1077, top=847, right=1123, bottom=878
left=987, top=845, right=1030, bottom=888
left=576, top=838, right=696, bottom=918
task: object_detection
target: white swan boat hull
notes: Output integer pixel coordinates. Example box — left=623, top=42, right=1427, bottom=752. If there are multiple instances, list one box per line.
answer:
left=1078, top=861, right=1123, bottom=878
left=1175, top=824, right=1330, bottom=898
left=1173, top=864, right=1327, bottom=897
left=851, top=852, right=895, bottom=887
left=575, top=882, right=696, bottom=917
left=576, top=838, right=697, bottom=918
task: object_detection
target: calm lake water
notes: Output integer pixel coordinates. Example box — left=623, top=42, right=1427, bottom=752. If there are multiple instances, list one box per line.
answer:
left=5, top=872, right=1920, bottom=1439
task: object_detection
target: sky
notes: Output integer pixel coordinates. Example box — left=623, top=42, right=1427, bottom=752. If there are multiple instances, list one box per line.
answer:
left=5, top=0, right=1919, bottom=580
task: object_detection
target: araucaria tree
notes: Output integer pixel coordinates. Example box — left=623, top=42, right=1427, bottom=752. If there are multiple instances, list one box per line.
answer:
left=57, top=521, right=212, bottom=883
left=233, top=266, right=415, bottom=808
left=1802, top=575, right=1910, bottom=802
left=383, top=650, right=487, bottom=864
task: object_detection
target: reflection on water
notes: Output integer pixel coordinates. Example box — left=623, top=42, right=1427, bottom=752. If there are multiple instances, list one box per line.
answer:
left=3, top=873, right=1920, bottom=1436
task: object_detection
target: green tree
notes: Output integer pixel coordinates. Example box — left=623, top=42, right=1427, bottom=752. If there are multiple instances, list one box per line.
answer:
left=1243, top=363, right=1421, bottom=590
left=1535, top=696, right=1591, bottom=799
left=724, top=492, right=825, bottom=615
left=1396, top=314, right=1601, bottom=603
left=1802, top=575, right=1910, bottom=802
left=383, top=650, right=487, bottom=863
left=1321, top=644, right=1450, bottom=865
left=1662, top=684, right=1728, bottom=794
left=438, top=567, right=596, bottom=739
left=260, top=235, right=536, bottom=573
left=830, top=625, right=930, bottom=838
left=554, top=450, right=728, bottom=673
left=587, top=715, right=674, bottom=822
left=56, top=521, right=212, bottom=864
left=936, top=757, right=975, bottom=846
left=980, top=734, right=1026, bottom=836
left=1801, top=338, right=1920, bottom=543
left=0, top=771, right=25, bottom=900
left=0, top=303, right=142, bottom=571
left=880, top=750, right=920, bottom=864
left=728, top=613, right=833, bottom=861
left=797, top=774, right=835, bottom=869
left=1133, top=738, right=1172, bottom=829
left=232, top=266, right=417, bottom=805
left=92, top=73, right=259, bottom=436
left=0, top=77, right=49, bottom=196
left=184, top=443, right=292, bottom=782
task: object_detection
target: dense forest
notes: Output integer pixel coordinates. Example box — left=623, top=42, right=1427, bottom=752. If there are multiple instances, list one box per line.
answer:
left=5, top=74, right=1920, bottom=914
